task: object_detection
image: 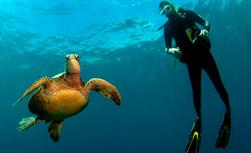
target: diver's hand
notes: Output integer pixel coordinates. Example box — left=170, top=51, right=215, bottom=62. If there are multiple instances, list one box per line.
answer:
left=167, top=47, right=182, bottom=59
left=199, top=29, right=209, bottom=38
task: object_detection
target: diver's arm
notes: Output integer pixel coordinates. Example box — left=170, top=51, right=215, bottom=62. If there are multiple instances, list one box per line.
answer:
left=164, top=27, right=182, bottom=59
left=188, top=10, right=210, bottom=31
left=164, top=26, right=172, bottom=50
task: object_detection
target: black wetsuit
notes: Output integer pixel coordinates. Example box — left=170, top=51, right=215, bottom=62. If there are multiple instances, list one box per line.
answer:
left=163, top=9, right=230, bottom=118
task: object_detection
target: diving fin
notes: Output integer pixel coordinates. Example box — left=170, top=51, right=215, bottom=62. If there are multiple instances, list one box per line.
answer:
left=185, top=119, right=201, bottom=153
left=215, top=113, right=231, bottom=148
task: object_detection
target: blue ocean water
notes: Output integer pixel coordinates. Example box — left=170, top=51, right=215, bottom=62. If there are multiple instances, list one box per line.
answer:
left=0, top=0, right=250, bottom=153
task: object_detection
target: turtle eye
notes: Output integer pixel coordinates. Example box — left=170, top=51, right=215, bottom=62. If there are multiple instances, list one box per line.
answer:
left=65, top=55, right=69, bottom=60
left=75, top=54, right=79, bottom=60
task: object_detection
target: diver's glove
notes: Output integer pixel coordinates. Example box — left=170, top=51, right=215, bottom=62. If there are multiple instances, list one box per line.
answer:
left=166, top=47, right=182, bottom=59
left=192, top=29, right=211, bottom=50
left=199, top=29, right=209, bottom=38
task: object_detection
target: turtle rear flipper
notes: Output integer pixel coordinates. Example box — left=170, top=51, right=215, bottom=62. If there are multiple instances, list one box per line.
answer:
left=12, top=77, right=51, bottom=107
left=17, top=116, right=40, bottom=132
left=48, top=121, right=63, bottom=142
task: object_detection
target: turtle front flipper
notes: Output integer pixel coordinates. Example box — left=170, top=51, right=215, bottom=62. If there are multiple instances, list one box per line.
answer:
left=12, top=77, right=51, bottom=107
left=48, top=121, right=63, bottom=142
left=84, top=78, right=121, bottom=105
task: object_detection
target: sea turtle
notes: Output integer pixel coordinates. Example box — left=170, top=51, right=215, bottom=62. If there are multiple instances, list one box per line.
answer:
left=13, top=54, right=121, bottom=142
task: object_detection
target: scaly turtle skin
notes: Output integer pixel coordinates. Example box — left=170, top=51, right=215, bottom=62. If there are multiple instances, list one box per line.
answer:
left=13, top=54, right=121, bottom=142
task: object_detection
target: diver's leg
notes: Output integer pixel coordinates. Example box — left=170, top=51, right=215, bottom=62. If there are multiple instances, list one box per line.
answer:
left=186, top=63, right=202, bottom=153
left=202, top=52, right=231, bottom=113
left=48, top=120, right=63, bottom=142
left=202, top=52, right=231, bottom=148
left=17, top=116, right=41, bottom=132
left=187, top=63, right=202, bottom=121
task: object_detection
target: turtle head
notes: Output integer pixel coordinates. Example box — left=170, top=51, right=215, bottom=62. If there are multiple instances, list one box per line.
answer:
left=65, top=54, right=80, bottom=75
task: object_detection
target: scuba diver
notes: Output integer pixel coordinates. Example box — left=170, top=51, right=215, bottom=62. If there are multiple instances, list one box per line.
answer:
left=159, top=1, right=231, bottom=153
